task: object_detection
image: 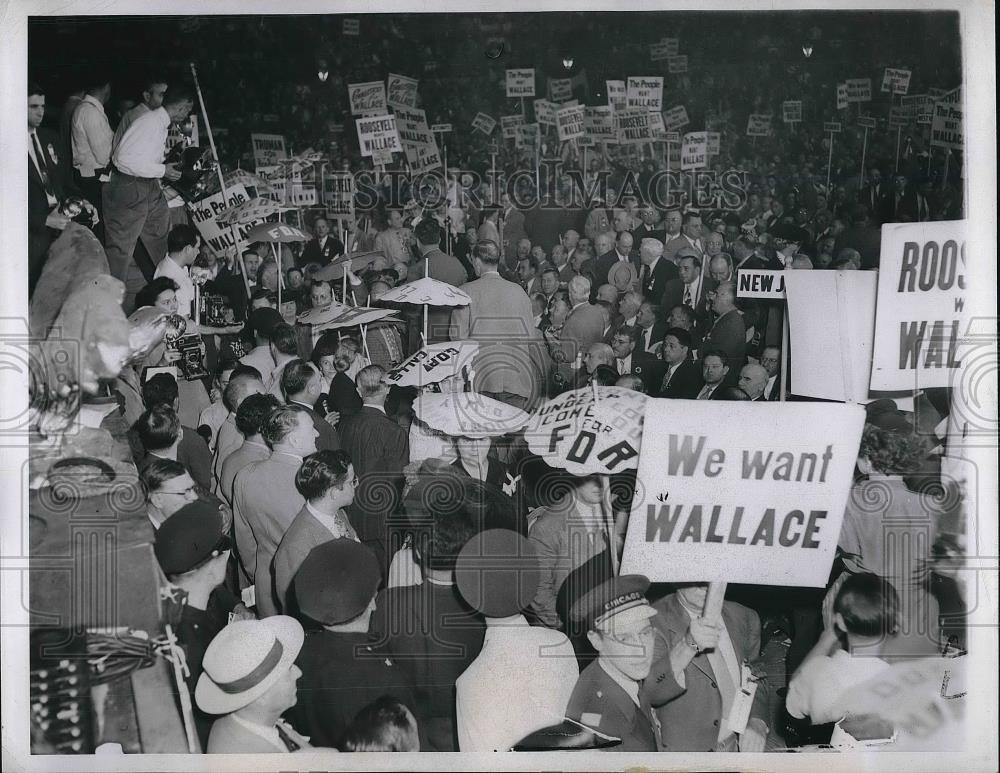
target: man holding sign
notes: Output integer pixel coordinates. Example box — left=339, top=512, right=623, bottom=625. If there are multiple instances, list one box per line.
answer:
left=644, top=582, right=771, bottom=751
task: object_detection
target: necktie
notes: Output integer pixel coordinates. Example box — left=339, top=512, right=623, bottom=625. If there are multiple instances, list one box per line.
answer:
left=641, top=265, right=650, bottom=289
left=275, top=721, right=301, bottom=752
left=643, top=329, right=651, bottom=352
left=617, top=358, right=626, bottom=375
left=683, top=286, right=693, bottom=307
left=698, top=384, right=713, bottom=399
left=31, top=133, right=55, bottom=198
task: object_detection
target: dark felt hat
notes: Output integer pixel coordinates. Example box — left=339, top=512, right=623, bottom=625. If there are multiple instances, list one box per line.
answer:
left=292, top=539, right=380, bottom=625
left=455, top=529, right=541, bottom=618
left=154, top=501, right=231, bottom=576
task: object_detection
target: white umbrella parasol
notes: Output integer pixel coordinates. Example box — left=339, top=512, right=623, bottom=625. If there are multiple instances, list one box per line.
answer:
left=414, top=392, right=530, bottom=439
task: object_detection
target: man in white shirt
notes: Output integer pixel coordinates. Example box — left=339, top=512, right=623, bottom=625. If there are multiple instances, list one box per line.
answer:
left=111, top=76, right=169, bottom=152
left=71, top=77, right=113, bottom=214
left=103, top=87, right=193, bottom=312
left=154, top=224, right=201, bottom=318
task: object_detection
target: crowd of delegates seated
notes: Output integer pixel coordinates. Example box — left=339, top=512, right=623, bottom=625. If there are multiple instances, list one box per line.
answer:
left=29, top=13, right=968, bottom=754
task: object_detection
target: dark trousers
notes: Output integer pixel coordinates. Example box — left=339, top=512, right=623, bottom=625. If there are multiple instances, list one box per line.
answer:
left=102, top=171, right=169, bottom=312
left=72, top=171, right=105, bottom=242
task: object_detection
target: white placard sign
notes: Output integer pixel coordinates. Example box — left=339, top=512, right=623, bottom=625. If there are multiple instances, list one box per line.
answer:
left=386, top=74, right=419, bottom=108
left=616, top=111, right=658, bottom=144
left=662, top=105, right=690, bottom=131
left=871, top=221, right=967, bottom=390
left=348, top=81, right=388, bottom=116
left=533, top=99, right=557, bottom=126
left=746, top=113, right=773, bottom=137
left=737, top=269, right=786, bottom=300
left=584, top=106, right=616, bottom=142
left=620, top=400, right=864, bottom=587
left=785, top=270, right=878, bottom=402
left=881, top=67, right=912, bottom=95
left=556, top=104, right=586, bottom=142
left=471, top=112, right=497, bottom=135
left=782, top=100, right=803, bottom=123
left=706, top=131, right=720, bottom=155
left=187, top=183, right=264, bottom=256
left=355, top=115, right=402, bottom=156
left=667, top=55, right=688, bottom=74
left=626, top=76, right=664, bottom=112
left=506, top=68, right=536, bottom=98
left=606, top=80, right=627, bottom=112
left=836, top=82, right=849, bottom=110
left=250, top=133, right=287, bottom=167
left=846, top=78, right=873, bottom=103
left=549, top=77, right=572, bottom=103
left=501, top=114, right=526, bottom=139
left=680, top=131, right=708, bottom=170
left=650, top=41, right=672, bottom=61
left=930, top=87, right=963, bottom=151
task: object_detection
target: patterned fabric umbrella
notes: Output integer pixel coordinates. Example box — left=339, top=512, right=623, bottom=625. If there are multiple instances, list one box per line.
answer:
left=243, top=222, right=309, bottom=243
left=312, top=251, right=386, bottom=281
left=376, top=276, right=471, bottom=307
left=524, top=386, right=647, bottom=476
left=215, top=197, right=292, bottom=226
left=414, top=392, right=530, bottom=439
left=387, top=340, right=480, bottom=388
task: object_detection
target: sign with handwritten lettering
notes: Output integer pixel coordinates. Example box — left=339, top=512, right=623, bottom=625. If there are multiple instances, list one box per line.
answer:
left=387, top=74, right=419, bottom=108
left=621, top=401, right=863, bottom=585
left=387, top=340, right=481, bottom=387
left=348, top=81, right=387, bottom=116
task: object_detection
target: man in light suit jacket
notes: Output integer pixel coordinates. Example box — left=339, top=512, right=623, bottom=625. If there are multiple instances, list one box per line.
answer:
left=451, top=241, right=544, bottom=409
left=271, top=450, right=359, bottom=614
left=663, top=211, right=705, bottom=263
left=643, top=585, right=771, bottom=752
left=337, top=365, right=409, bottom=577
left=555, top=275, right=608, bottom=384
left=231, top=405, right=317, bottom=616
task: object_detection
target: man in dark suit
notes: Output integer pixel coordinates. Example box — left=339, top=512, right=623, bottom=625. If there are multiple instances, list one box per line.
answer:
left=281, top=360, right=341, bottom=452
left=656, top=327, right=703, bottom=399
left=591, top=231, right=636, bottom=291
left=643, top=584, right=771, bottom=752
left=634, top=301, right=667, bottom=356
left=564, top=575, right=661, bottom=752
left=337, top=365, right=409, bottom=577
left=636, top=237, right=678, bottom=302
left=610, top=325, right=664, bottom=393
left=28, top=82, right=76, bottom=294
left=701, top=280, right=747, bottom=373
left=298, top=216, right=344, bottom=267
left=272, top=450, right=359, bottom=614
left=631, top=205, right=665, bottom=248
left=410, top=217, right=470, bottom=342
left=737, top=362, right=769, bottom=401
left=661, top=252, right=716, bottom=331
left=834, top=205, right=882, bottom=270
left=291, top=540, right=418, bottom=748
left=759, top=345, right=782, bottom=401
left=859, top=164, right=884, bottom=224
left=500, top=192, right=527, bottom=267
left=370, top=480, right=486, bottom=750
left=879, top=172, right=918, bottom=224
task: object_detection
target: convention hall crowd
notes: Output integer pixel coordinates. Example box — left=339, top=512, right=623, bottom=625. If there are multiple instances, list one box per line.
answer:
left=25, top=11, right=969, bottom=757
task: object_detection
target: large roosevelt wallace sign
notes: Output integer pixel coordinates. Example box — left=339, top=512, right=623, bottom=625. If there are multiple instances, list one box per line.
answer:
left=620, top=401, right=864, bottom=587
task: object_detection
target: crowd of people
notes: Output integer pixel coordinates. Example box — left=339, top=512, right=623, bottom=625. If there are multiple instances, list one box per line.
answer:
left=26, top=11, right=970, bottom=757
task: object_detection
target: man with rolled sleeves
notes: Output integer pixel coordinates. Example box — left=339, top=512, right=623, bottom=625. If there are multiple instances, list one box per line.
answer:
left=103, top=87, right=194, bottom=311
left=643, top=582, right=770, bottom=752
left=289, top=540, right=418, bottom=749
left=564, top=575, right=662, bottom=752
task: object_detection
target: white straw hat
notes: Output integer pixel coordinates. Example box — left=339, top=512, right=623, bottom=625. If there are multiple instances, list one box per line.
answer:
left=195, top=616, right=304, bottom=715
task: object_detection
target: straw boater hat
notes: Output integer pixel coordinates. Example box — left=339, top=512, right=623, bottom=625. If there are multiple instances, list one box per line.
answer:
left=195, top=617, right=304, bottom=715
left=607, top=260, right=638, bottom=293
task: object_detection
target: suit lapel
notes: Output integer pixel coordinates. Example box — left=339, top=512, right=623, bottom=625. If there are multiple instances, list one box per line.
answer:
left=661, top=595, right=715, bottom=681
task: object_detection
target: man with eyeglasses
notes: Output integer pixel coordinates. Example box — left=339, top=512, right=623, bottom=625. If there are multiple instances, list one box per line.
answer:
left=142, top=457, right=200, bottom=530
left=564, top=575, right=662, bottom=752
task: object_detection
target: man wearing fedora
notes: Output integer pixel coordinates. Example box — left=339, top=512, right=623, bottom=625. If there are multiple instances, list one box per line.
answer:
left=289, top=539, right=418, bottom=748
left=564, top=574, right=662, bottom=752
left=272, top=450, right=359, bottom=615
left=196, top=616, right=313, bottom=752
left=454, top=529, right=579, bottom=752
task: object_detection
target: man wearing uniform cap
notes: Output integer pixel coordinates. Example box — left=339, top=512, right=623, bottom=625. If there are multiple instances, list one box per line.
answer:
left=564, top=574, right=661, bottom=751
left=454, top=529, right=579, bottom=752
left=289, top=539, right=419, bottom=749
left=154, top=501, right=251, bottom=747
left=196, top=616, right=313, bottom=752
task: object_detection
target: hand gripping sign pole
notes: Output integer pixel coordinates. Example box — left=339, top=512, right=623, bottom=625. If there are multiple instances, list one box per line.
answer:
left=191, top=62, right=252, bottom=300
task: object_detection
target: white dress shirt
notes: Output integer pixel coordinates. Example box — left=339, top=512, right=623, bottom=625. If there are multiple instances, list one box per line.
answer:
left=682, top=276, right=702, bottom=308
left=305, top=501, right=357, bottom=540
left=112, top=102, right=151, bottom=152
left=113, top=106, right=171, bottom=178
left=154, top=255, right=195, bottom=318
left=617, top=353, right=633, bottom=375
left=71, top=94, right=113, bottom=176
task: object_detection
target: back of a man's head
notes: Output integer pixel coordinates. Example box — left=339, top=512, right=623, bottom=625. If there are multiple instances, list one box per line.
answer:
left=142, top=372, right=179, bottom=409
left=356, top=365, right=388, bottom=402
left=281, top=360, right=318, bottom=400
left=269, top=322, right=299, bottom=358
left=568, top=275, right=591, bottom=304
left=136, top=404, right=181, bottom=452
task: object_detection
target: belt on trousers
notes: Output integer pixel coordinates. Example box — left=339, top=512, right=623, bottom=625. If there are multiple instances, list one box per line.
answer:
left=112, top=165, right=157, bottom=181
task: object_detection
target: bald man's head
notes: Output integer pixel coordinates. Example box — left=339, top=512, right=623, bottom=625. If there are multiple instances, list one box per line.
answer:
left=738, top=363, right=768, bottom=399
left=583, top=342, right=615, bottom=374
